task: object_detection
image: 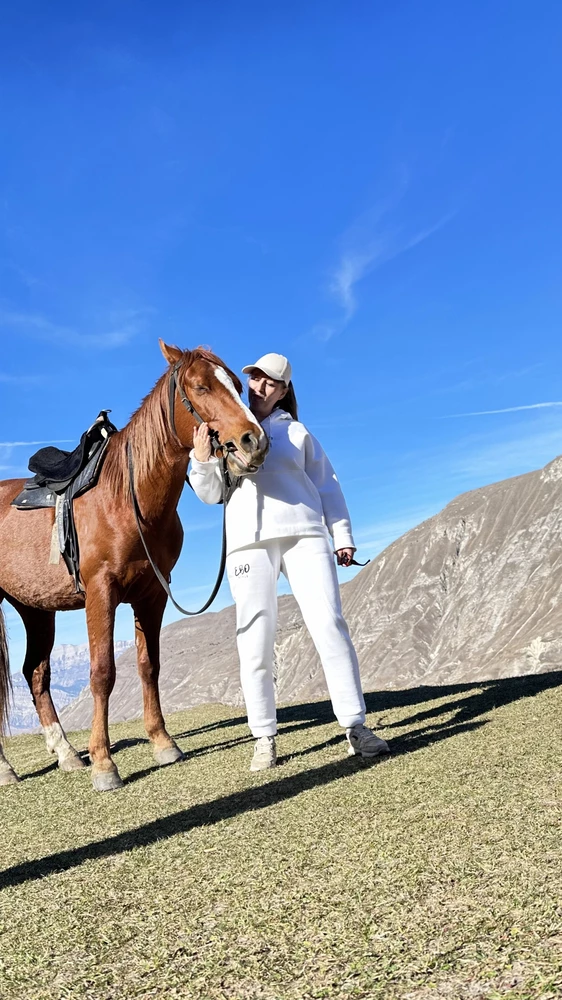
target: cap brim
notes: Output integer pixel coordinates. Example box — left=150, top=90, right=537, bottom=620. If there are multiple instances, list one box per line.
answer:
left=241, top=364, right=288, bottom=384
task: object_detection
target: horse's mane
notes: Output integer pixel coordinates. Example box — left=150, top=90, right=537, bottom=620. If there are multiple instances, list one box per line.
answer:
left=102, top=347, right=243, bottom=497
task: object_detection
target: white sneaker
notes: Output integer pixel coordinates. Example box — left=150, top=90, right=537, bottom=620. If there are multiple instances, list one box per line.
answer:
left=346, top=724, right=390, bottom=758
left=250, top=736, right=277, bottom=772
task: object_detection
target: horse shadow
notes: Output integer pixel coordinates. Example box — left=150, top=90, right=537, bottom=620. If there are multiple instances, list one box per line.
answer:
left=123, top=731, right=254, bottom=786
left=117, top=669, right=562, bottom=776
left=18, top=671, right=562, bottom=783
left=2, top=668, right=561, bottom=890
left=168, top=670, right=562, bottom=755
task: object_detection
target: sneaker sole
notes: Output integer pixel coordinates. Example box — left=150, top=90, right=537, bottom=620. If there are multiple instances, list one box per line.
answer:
left=250, top=760, right=277, bottom=772
left=347, top=744, right=390, bottom=758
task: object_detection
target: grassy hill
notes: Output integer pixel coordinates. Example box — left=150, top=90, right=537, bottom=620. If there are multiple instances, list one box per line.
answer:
left=1, top=674, right=561, bottom=1000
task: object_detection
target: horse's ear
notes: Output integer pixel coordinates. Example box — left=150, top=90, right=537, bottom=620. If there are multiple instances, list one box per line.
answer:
left=159, top=340, right=183, bottom=366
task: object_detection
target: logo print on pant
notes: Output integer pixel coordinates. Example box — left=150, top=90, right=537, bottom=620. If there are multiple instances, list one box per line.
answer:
left=234, top=564, right=250, bottom=578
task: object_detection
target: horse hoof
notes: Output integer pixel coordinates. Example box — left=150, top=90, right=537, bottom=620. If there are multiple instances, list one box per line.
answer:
left=59, top=752, right=86, bottom=772
left=0, top=767, right=20, bottom=786
left=154, top=744, right=185, bottom=766
left=92, top=770, right=124, bottom=792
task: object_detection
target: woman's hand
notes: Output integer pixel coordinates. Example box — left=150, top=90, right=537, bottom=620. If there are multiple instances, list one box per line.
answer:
left=336, top=548, right=356, bottom=567
left=193, top=423, right=213, bottom=462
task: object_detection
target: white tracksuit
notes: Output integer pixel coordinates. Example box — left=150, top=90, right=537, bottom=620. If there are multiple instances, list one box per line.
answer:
left=188, top=408, right=366, bottom=736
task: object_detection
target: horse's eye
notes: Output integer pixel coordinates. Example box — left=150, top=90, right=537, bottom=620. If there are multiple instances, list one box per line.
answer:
left=194, top=385, right=209, bottom=394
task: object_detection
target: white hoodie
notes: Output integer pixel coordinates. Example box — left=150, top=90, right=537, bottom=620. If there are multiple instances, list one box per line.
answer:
left=188, top=408, right=355, bottom=555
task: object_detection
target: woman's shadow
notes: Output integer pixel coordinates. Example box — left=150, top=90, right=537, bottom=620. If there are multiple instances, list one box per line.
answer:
left=4, top=669, right=560, bottom=890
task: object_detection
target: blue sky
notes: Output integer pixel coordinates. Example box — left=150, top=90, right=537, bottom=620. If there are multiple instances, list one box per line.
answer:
left=2, top=0, right=562, bottom=667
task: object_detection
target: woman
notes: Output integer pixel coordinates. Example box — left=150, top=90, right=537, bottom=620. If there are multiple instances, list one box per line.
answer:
left=189, top=352, right=389, bottom=770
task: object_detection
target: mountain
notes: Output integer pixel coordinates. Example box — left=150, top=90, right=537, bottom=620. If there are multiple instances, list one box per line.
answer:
left=60, top=453, right=562, bottom=731
left=9, top=641, right=133, bottom=732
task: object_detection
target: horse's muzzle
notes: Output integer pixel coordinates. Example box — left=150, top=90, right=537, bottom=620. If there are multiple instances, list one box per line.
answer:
left=225, top=429, right=268, bottom=477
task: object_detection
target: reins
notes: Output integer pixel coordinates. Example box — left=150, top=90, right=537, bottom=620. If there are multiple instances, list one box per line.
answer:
left=127, top=361, right=235, bottom=616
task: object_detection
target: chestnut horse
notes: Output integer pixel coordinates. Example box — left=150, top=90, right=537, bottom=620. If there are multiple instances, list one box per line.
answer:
left=0, top=341, right=267, bottom=790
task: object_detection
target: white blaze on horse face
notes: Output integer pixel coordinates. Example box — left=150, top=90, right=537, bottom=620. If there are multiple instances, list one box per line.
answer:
left=213, top=366, right=263, bottom=435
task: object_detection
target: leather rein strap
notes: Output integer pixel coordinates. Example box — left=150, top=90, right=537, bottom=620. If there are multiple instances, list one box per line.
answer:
left=127, top=362, right=231, bottom=616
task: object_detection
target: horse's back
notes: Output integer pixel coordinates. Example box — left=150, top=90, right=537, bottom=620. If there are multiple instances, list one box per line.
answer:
left=0, top=478, right=26, bottom=513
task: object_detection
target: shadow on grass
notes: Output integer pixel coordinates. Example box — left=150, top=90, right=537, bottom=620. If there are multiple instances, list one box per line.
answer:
left=20, top=749, right=90, bottom=782
left=110, top=736, right=150, bottom=754
left=20, top=760, right=59, bottom=781
left=275, top=670, right=562, bottom=747
left=172, top=715, right=248, bottom=740
left=280, top=718, right=488, bottom=764
left=2, top=670, right=561, bottom=890
left=1, top=756, right=363, bottom=889
left=124, top=732, right=253, bottom=786
left=168, top=672, right=562, bottom=745
left=369, top=670, right=562, bottom=729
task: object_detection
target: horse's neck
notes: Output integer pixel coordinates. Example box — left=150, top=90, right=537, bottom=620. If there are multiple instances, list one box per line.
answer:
left=117, top=377, right=194, bottom=523
left=132, top=441, right=190, bottom=525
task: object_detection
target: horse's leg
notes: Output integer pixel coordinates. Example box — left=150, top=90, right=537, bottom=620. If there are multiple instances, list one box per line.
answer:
left=133, top=592, right=184, bottom=766
left=0, top=592, right=19, bottom=785
left=14, top=602, right=85, bottom=772
left=0, top=741, right=19, bottom=785
left=86, top=581, right=123, bottom=791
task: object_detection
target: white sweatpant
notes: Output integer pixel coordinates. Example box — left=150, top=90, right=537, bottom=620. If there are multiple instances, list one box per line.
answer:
left=226, top=533, right=366, bottom=737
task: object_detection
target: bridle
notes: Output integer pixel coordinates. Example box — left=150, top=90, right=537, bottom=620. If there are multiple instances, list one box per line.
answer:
left=168, top=360, right=222, bottom=455
left=127, top=359, right=238, bottom=616
left=167, top=359, right=241, bottom=494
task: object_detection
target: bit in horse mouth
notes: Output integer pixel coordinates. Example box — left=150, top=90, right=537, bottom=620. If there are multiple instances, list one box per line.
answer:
left=231, top=458, right=258, bottom=474
left=230, top=449, right=257, bottom=470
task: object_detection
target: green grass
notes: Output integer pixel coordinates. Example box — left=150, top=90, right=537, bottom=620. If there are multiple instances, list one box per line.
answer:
left=1, top=674, right=562, bottom=1000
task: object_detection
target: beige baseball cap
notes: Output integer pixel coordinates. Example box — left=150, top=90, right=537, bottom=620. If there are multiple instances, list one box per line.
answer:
left=242, top=353, right=292, bottom=385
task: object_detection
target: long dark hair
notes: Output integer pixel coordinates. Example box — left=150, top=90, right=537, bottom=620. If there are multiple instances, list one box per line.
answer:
left=276, top=381, right=298, bottom=420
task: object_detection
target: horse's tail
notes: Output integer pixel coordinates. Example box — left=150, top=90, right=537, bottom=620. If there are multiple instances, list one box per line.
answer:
left=0, top=604, right=11, bottom=736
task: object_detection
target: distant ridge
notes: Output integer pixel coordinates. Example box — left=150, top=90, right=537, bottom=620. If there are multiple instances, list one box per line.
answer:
left=60, top=453, right=562, bottom=730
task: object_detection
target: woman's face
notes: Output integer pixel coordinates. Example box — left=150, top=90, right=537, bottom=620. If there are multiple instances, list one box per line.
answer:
left=248, top=370, right=287, bottom=420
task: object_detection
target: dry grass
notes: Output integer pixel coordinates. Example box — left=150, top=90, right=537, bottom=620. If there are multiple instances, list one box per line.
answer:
left=1, top=674, right=561, bottom=999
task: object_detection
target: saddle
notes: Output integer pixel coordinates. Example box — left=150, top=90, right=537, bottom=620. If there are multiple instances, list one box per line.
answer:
left=11, top=410, right=118, bottom=592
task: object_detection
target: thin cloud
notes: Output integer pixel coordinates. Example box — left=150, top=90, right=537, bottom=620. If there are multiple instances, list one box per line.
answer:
left=0, top=372, right=44, bottom=385
left=182, top=519, right=222, bottom=534
left=450, top=425, right=562, bottom=481
left=0, top=440, right=73, bottom=447
left=312, top=189, right=455, bottom=342
left=1, top=260, right=44, bottom=290
left=446, top=402, right=562, bottom=418
left=331, top=213, right=454, bottom=322
left=0, top=308, right=150, bottom=350
left=439, top=362, right=545, bottom=396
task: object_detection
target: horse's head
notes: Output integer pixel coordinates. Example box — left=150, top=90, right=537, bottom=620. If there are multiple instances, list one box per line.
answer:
left=160, top=340, right=269, bottom=476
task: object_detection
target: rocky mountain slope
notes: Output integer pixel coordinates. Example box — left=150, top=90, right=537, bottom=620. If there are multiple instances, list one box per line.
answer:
left=9, top=641, right=133, bottom=732
left=60, top=453, right=562, bottom=730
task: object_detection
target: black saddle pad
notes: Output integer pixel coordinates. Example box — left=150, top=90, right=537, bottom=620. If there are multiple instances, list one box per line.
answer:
left=26, top=410, right=117, bottom=490
left=29, top=442, right=84, bottom=483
